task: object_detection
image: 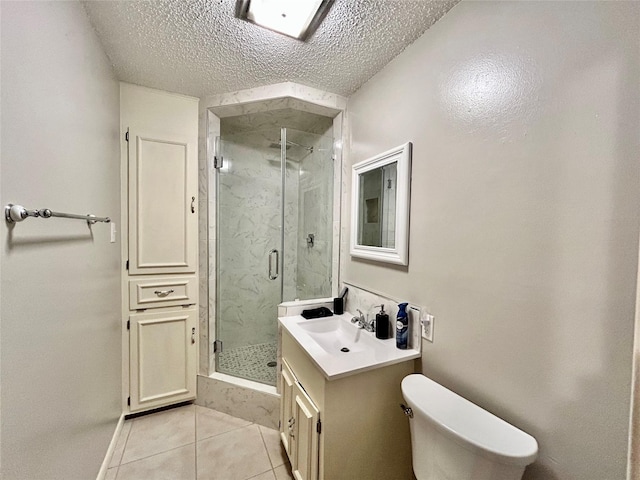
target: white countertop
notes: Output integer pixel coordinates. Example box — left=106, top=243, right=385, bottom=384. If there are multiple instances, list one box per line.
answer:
left=279, top=312, right=421, bottom=380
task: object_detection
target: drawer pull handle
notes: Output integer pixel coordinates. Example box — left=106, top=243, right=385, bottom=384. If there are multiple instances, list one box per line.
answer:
left=154, top=289, right=175, bottom=297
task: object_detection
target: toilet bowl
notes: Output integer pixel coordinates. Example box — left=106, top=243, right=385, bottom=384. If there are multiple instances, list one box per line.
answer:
left=401, top=374, right=538, bottom=480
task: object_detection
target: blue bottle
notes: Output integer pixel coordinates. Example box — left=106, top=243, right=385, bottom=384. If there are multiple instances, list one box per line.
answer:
left=396, top=302, right=409, bottom=349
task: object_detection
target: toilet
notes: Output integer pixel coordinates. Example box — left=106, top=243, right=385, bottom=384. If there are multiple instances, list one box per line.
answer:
left=401, top=374, right=538, bottom=480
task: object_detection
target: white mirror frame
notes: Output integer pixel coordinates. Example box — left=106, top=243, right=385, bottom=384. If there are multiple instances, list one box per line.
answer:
left=350, top=142, right=412, bottom=266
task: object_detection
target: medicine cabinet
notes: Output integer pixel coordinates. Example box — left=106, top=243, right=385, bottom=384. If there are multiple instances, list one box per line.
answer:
left=350, top=142, right=412, bottom=266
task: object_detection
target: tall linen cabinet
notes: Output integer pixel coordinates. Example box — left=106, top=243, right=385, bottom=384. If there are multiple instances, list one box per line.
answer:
left=120, top=83, right=199, bottom=413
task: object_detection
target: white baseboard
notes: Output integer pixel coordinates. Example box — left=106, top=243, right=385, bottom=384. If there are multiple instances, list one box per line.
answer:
left=96, top=413, right=125, bottom=480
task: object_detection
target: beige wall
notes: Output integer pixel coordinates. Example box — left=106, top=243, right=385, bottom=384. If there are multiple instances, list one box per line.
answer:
left=343, top=1, right=640, bottom=479
left=1, top=2, right=121, bottom=478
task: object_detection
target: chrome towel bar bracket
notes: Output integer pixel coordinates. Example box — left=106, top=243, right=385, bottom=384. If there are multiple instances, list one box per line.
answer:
left=5, top=203, right=111, bottom=225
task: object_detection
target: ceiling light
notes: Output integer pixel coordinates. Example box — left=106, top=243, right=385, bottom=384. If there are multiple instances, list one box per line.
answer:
left=236, top=0, right=334, bottom=41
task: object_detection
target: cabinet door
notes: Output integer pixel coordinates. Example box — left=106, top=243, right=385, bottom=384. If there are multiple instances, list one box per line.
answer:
left=280, top=360, right=296, bottom=460
left=292, top=382, right=320, bottom=480
left=128, top=128, right=197, bottom=275
left=129, top=308, right=197, bottom=412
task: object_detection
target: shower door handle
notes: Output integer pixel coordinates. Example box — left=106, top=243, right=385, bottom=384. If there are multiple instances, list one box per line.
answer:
left=268, top=249, right=279, bottom=280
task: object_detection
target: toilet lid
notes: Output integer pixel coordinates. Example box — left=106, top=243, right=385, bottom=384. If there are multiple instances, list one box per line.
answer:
left=401, top=374, right=538, bottom=466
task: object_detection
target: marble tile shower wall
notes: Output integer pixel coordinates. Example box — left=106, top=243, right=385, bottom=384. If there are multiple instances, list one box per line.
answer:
left=218, top=130, right=298, bottom=352
left=217, top=128, right=334, bottom=352
left=203, top=83, right=347, bottom=119
left=221, top=108, right=333, bottom=135
left=296, top=134, right=334, bottom=300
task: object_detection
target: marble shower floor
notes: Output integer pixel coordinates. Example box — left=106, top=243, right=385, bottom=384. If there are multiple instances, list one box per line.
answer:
left=106, top=404, right=293, bottom=480
left=217, top=342, right=277, bottom=386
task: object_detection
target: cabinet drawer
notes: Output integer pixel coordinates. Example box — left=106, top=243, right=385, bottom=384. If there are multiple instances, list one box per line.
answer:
left=129, top=276, right=197, bottom=309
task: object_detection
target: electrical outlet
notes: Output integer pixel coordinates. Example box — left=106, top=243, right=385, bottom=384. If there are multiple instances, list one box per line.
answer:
left=421, top=311, right=434, bottom=342
left=408, top=305, right=422, bottom=350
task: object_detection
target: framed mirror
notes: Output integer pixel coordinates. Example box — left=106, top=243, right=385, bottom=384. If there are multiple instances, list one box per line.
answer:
left=350, top=142, right=412, bottom=266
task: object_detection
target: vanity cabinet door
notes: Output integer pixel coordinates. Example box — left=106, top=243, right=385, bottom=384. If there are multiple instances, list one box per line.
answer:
left=129, top=308, right=197, bottom=412
left=292, top=382, right=320, bottom=480
left=128, top=128, right=197, bottom=275
left=280, top=360, right=296, bottom=459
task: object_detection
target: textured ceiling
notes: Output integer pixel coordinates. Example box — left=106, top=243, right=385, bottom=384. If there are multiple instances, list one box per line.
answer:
left=83, top=0, right=458, bottom=98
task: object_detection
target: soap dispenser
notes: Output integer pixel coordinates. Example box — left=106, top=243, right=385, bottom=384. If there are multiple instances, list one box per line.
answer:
left=375, top=305, right=390, bottom=340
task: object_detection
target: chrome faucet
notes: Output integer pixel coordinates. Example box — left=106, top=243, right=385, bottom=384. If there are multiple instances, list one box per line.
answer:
left=351, top=309, right=375, bottom=333
left=351, top=309, right=364, bottom=326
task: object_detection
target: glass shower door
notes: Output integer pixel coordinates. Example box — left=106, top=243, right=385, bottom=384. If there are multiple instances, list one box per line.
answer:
left=214, top=126, right=334, bottom=386
left=215, top=128, right=283, bottom=385
left=284, top=128, right=334, bottom=300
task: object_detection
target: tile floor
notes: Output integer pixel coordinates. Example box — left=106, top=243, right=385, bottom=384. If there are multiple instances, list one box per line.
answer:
left=106, top=404, right=293, bottom=480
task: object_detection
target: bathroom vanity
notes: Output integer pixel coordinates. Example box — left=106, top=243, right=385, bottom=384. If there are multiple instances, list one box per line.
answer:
left=279, top=313, right=420, bottom=480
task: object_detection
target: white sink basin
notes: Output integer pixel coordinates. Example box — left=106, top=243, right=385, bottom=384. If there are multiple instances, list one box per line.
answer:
left=279, top=312, right=421, bottom=380
left=295, top=316, right=377, bottom=354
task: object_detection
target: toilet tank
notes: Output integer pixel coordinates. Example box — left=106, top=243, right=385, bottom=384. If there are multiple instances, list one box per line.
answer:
left=401, top=374, right=538, bottom=480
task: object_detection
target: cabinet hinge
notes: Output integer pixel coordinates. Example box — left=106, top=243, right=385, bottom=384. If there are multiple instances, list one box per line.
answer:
left=127, top=320, right=130, bottom=330
left=127, top=397, right=130, bottom=406
left=213, top=339, right=223, bottom=353
left=126, top=260, right=129, bottom=270
left=125, top=130, right=129, bottom=142
left=316, top=419, right=322, bottom=434
left=214, top=156, right=224, bottom=169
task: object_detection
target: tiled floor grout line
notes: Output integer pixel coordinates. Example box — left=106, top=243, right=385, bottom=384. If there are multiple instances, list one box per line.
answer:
left=246, top=466, right=275, bottom=480
left=195, top=406, right=259, bottom=440
left=197, top=422, right=256, bottom=443
left=258, top=426, right=277, bottom=470
left=120, top=441, right=197, bottom=467
left=109, top=419, right=133, bottom=478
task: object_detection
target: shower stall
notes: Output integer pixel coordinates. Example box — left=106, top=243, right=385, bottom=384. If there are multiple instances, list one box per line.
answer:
left=214, top=125, right=334, bottom=386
